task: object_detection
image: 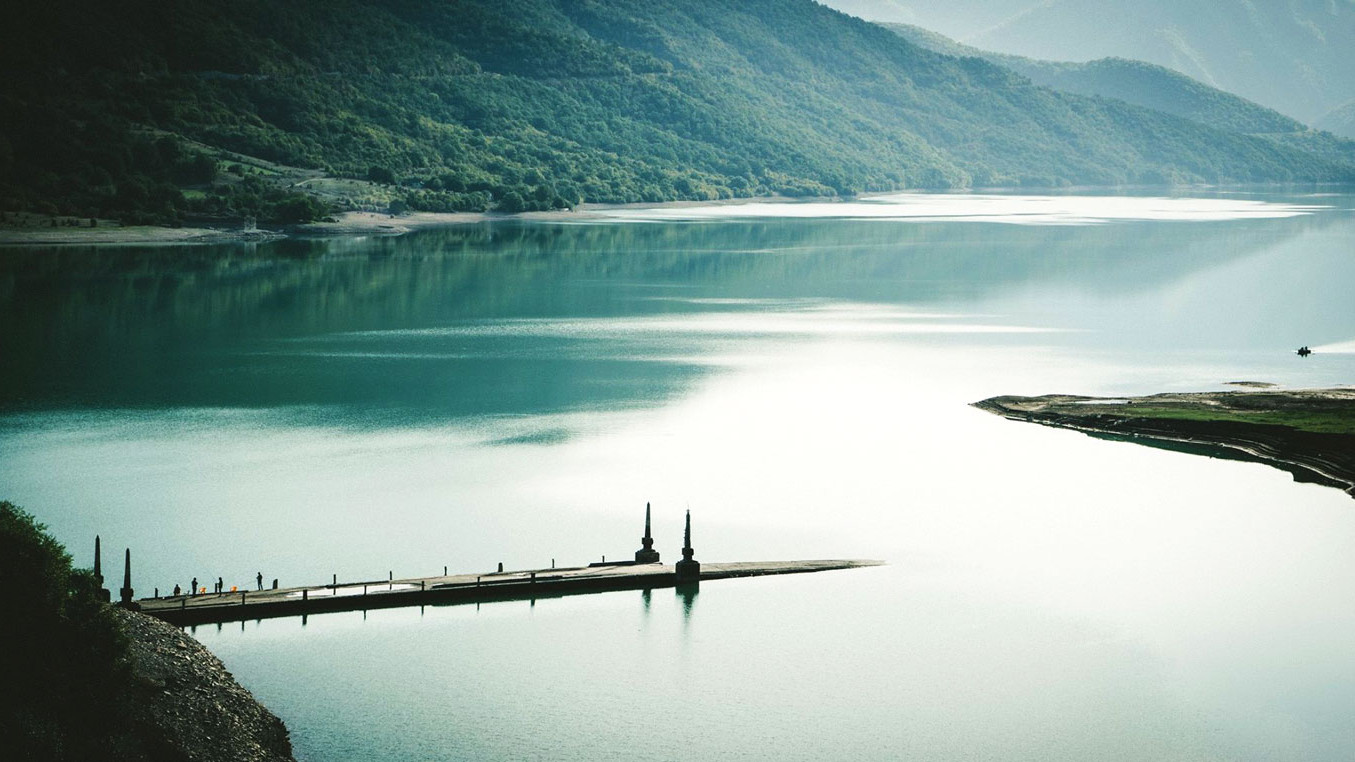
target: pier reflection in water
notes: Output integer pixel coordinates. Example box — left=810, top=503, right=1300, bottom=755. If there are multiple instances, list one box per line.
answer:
left=677, top=583, right=697, bottom=629
left=3, top=192, right=1355, bottom=760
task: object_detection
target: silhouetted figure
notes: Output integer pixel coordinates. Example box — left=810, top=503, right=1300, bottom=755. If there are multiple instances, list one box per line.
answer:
left=256, top=571, right=263, bottom=590
left=216, top=576, right=223, bottom=594
left=635, top=502, right=660, bottom=564
left=675, top=510, right=700, bottom=582
left=174, top=584, right=181, bottom=596
left=191, top=577, right=198, bottom=596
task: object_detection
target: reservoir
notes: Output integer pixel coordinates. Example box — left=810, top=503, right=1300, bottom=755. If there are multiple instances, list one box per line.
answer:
left=2, top=191, right=1354, bottom=760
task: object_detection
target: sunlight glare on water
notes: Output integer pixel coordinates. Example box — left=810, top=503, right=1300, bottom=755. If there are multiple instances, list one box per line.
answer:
left=592, top=191, right=1327, bottom=224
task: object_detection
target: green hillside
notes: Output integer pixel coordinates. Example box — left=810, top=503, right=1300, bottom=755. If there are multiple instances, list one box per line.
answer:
left=2, top=0, right=1353, bottom=226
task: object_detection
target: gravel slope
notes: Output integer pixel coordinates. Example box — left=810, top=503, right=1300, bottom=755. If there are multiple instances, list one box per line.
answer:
left=114, top=609, right=294, bottom=762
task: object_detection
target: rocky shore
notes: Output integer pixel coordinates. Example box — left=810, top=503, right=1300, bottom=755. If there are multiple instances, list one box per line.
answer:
left=974, top=387, right=1355, bottom=499
left=114, top=608, right=294, bottom=762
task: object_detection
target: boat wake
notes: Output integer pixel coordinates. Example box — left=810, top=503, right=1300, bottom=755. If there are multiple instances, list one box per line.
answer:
left=1310, top=339, right=1355, bottom=354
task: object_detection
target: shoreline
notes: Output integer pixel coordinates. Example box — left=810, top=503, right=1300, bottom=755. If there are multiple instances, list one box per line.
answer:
left=4, top=183, right=1346, bottom=247
left=0, top=224, right=287, bottom=247
left=974, top=387, right=1355, bottom=499
left=0, top=196, right=819, bottom=247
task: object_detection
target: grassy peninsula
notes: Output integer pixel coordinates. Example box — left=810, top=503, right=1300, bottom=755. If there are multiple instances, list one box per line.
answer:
left=974, top=388, right=1355, bottom=499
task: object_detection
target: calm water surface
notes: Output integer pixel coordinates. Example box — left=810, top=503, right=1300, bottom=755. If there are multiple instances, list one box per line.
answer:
left=2, top=192, right=1354, bottom=760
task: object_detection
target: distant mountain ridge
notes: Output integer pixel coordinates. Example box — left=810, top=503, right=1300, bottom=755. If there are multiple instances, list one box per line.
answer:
left=881, top=23, right=1305, bottom=135
left=1318, top=102, right=1355, bottom=139
left=825, top=0, right=1355, bottom=134
left=879, top=21, right=1355, bottom=168
left=1, top=0, right=1353, bottom=225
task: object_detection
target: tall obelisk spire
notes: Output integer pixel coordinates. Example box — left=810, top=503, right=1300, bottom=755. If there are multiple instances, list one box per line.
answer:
left=94, top=535, right=110, bottom=602
left=119, top=548, right=135, bottom=607
left=675, top=509, right=700, bottom=581
left=634, top=502, right=660, bottom=563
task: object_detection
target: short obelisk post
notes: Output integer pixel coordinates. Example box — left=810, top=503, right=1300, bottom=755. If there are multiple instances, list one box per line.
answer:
left=635, top=502, right=660, bottom=564
left=675, top=510, right=700, bottom=582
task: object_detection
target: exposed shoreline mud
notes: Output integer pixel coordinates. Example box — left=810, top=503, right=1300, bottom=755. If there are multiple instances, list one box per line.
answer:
left=0, top=196, right=803, bottom=246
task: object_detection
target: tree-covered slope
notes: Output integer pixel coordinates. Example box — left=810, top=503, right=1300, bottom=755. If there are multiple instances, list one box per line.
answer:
left=2, top=0, right=1352, bottom=225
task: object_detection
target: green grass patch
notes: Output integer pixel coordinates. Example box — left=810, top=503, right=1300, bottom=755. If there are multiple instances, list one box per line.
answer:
left=1083, top=403, right=1355, bottom=436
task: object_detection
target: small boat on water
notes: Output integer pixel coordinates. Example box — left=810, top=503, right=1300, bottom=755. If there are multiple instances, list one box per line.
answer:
left=1297, top=346, right=1312, bottom=356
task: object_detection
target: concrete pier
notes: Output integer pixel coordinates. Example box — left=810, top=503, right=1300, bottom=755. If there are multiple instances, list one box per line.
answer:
left=138, top=559, right=882, bottom=627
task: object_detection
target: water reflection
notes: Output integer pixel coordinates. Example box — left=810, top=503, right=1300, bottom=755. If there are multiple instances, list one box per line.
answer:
left=0, top=207, right=1342, bottom=419
left=676, top=582, right=698, bottom=629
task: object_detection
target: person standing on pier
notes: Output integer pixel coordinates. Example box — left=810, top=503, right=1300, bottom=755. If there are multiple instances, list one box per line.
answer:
left=191, top=577, right=198, bottom=596
left=256, top=571, right=263, bottom=590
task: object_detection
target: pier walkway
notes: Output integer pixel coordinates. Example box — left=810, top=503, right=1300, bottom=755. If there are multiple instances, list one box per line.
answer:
left=138, top=559, right=882, bottom=627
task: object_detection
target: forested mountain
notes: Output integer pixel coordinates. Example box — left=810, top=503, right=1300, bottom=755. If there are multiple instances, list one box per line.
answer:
left=825, top=0, right=1355, bottom=133
left=2, top=0, right=1353, bottom=226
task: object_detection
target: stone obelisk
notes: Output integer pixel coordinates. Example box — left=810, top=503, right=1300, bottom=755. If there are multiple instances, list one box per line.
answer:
left=675, top=510, right=700, bottom=582
left=634, top=502, right=660, bottom=563
left=119, top=547, right=135, bottom=607
left=94, top=535, right=110, bottom=602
